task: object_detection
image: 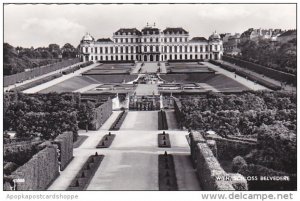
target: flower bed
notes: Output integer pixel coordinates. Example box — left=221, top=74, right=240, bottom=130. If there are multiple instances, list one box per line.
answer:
left=158, top=110, right=168, bottom=130
left=158, top=132, right=171, bottom=148
left=67, top=153, right=104, bottom=190
left=73, top=135, right=88, bottom=149
left=96, top=132, right=116, bottom=148
left=109, top=111, right=127, bottom=131
left=158, top=152, right=178, bottom=191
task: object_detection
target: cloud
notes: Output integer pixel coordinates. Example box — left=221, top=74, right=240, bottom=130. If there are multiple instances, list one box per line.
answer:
left=20, top=18, right=86, bottom=47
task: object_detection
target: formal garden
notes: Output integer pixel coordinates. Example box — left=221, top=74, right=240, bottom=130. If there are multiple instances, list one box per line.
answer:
left=3, top=92, right=111, bottom=142
left=174, top=91, right=296, bottom=190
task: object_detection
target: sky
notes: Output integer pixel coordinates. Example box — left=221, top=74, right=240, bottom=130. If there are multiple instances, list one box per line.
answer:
left=4, top=3, right=296, bottom=48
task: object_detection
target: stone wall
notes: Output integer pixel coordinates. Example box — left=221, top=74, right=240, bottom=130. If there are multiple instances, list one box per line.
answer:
left=54, top=132, right=73, bottom=171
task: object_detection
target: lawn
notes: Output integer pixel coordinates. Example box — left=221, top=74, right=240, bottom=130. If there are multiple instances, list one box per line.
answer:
left=40, top=76, right=99, bottom=93
left=160, top=73, right=249, bottom=92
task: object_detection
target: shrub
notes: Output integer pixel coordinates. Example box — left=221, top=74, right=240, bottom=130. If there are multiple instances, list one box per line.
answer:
left=232, top=156, right=247, bottom=173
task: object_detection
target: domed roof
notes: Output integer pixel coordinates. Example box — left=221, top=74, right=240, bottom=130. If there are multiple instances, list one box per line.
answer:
left=209, top=31, right=221, bottom=40
left=82, top=33, right=94, bottom=42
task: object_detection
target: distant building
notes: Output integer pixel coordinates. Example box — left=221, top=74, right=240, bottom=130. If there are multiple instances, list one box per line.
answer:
left=223, top=33, right=241, bottom=55
left=277, top=30, right=296, bottom=43
left=240, top=28, right=274, bottom=42
left=79, top=24, right=223, bottom=62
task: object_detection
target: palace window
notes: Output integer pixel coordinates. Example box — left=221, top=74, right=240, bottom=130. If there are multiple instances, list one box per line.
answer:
left=91, top=48, right=93, bottom=53
left=200, top=46, right=203, bottom=52
left=185, top=46, right=188, bottom=52
left=110, top=47, right=113, bottom=53
left=174, top=46, right=177, bottom=52
left=179, top=46, right=182, bottom=52
left=105, top=47, right=108, bottom=54
left=215, top=45, right=218, bottom=50
left=131, top=46, right=134, bottom=53
left=85, top=47, right=88, bottom=53
left=115, top=47, right=118, bottom=53
left=100, top=47, right=103, bottom=53
left=156, top=46, right=159, bottom=52
left=195, top=46, right=198, bottom=52
left=190, top=46, right=192, bottom=52
left=95, top=47, right=97, bottom=54
left=164, top=46, right=167, bottom=53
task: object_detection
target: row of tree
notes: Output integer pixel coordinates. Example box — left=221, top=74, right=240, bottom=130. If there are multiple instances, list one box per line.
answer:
left=4, top=43, right=78, bottom=75
left=237, top=38, right=296, bottom=74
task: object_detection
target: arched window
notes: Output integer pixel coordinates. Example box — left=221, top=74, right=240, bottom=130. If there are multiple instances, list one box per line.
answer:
left=174, top=46, right=177, bottom=52
left=150, top=46, right=153, bottom=52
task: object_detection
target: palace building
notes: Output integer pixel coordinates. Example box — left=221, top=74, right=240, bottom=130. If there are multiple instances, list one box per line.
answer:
left=79, top=24, right=223, bottom=62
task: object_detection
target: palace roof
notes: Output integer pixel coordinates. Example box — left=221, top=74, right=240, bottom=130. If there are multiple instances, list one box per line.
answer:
left=97, top=38, right=113, bottom=42
left=141, top=27, right=160, bottom=35
left=115, top=28, right=142, bottom=36
left=163, top=27, right=188, bottom=35
left=189, top=37, right=208, bottom=42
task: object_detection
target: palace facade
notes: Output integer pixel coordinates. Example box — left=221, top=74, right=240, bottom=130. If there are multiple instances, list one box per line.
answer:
left=79, top=25, right=223, bottom=62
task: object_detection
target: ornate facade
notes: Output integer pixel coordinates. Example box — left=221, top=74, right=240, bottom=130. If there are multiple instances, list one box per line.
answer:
left=79, top=25, right=223, bottom=62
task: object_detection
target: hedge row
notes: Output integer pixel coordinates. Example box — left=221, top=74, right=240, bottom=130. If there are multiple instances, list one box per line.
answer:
left=222, top=55, right=296, bottom=86
left=189, top=131, right=248, bottom=190
left=61, top=61, right=93, bottom=75
left=8, top=61, right=94, bottom=92
left=209, top=60, right=282, bottom=91
left=8, top=73, right=63, bottom=92
left=5, top=145, right=59, bottom=190
left=54, top=132, right=73, bottom=171
left=4, top=58, right=80, bottom=87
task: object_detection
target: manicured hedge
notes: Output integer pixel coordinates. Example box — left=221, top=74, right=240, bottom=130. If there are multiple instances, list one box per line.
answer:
left=209, top=60, right=282, bottom=90
left=8, top=145, right=59, bottom=190
left=54, top=132, right=74, bottom=171
left=196, top=143, right=235, bottom=190
left=223, top=55, right=296, bottom=85
left=9, top=73, right=63, bottom=92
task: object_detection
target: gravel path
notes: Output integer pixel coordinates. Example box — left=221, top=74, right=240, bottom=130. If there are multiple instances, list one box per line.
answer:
left=48, top=111, right=201, bottom=190
left=204, top=62, right=268, bottom=91
left=23, top=63, right=99, bottom=93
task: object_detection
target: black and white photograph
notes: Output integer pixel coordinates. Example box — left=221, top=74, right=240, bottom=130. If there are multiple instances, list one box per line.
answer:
left=1, top=1, right=298, bottom=200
